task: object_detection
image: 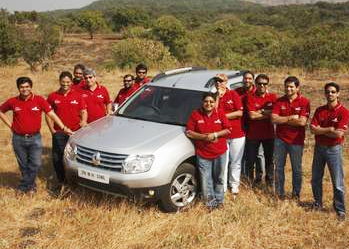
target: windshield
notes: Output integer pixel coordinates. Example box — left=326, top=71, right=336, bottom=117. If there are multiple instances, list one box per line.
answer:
left=117, top=86, right=203, bottom=126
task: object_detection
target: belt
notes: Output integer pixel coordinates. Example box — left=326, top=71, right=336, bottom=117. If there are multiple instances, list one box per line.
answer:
left=14, top=132, right=40, bottom=138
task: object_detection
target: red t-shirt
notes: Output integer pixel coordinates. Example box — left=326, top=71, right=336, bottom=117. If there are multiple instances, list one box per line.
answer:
left=80, top=83, right=111, bottom=123
left=114, top=85, right=139, bottom=105
left=272, top=94, right=310, bottom=145
left=71, top=80, right=86, bottom=91
left=311, top=102, right=349, bottom=146
left=246, top=92, right=277, bottom=139
left=135, top=77, right=150, bottom=88
left=186, top=108, right=231, bottom=159
left=47, top=89, right=87, bottom=132
left=217, top=89, right=244, bottom=139
left=0, top=94, right=52, bottom=135
left=235, top=85, right=256, bottom=132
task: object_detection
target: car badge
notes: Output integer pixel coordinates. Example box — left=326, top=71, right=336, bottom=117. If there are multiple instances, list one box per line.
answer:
left=92, top=152, right=101, bottom=166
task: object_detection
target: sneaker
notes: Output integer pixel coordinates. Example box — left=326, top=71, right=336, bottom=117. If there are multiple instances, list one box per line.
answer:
left=312, top=202, right=323, bottom=211
left=230, top=185, right=239, bottom=195
left=252, top=179, right=262, bottom=188
left=206, top=199, right=218, bottom=209
left=337, top=212, right=346, bottom=221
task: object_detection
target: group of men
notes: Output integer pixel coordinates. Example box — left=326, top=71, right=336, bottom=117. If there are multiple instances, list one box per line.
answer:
left=0, top=63, right=150, bottom=194
left=220, top=71, right=347, bottom=220
left=0, top=65, right=347, bottom=220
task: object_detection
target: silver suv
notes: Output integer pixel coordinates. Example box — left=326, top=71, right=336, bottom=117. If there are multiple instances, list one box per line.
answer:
left=64, top=67, right=244, bottom=211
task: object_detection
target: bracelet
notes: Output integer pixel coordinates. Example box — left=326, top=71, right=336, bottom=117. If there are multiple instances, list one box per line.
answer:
left=214, top=132, right=218, bottom=139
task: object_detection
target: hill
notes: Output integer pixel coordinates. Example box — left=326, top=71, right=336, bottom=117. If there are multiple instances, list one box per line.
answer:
left=244, top=0, right=349, bottom=5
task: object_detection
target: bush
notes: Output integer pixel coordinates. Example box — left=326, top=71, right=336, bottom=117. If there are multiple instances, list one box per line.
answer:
left=111, top=38, right=177, bottom=70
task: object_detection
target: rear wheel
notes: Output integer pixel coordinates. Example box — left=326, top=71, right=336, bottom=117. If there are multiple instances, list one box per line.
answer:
left=159, top=163, right=198, bottom=212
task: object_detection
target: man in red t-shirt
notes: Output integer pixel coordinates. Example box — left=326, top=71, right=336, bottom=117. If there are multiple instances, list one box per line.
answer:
left=310, top=82, right=348, bottom=220
left=113, top=74, right=139, bottom=110
left=186, top=92, right=232, bottom=208
left=214, top=74, right=244, bottom=195
left=271, top=76, right=310, bottom=200
left=72, top=63, right=86, bottom=91
left=236, top=71, right=265, bottom=183
left=246, top=74, right=277, bottom=187
left=134, top=63, right=150, bottom=88
left=80, top=68, right=112, bottom=123
left=46, top=71, right=87, bottom=187
left=0, top=77, right=72, bottom=194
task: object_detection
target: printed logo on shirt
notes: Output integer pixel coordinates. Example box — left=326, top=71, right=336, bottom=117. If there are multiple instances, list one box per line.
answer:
left=214, top=119, right=222, bottom=124
left=197, top=120, right=204, bottom=124
left=32, top=106, right=39, bottom=111
left=281, top=106, right=286, bottom=110
left=227, top=100, right=233, bottom=104
left=295, top=107, right=301, bottom=111
left=14, top=107, right=22, bottom=112
left=332, top=117, right=339, bottom=123
left=82, top=94, right=88, bottom=98
left=54, top=100, right=61, bottom=104
left=71, top=100, right=79, bottom=104
left=97, top=94, right=104, bottom=99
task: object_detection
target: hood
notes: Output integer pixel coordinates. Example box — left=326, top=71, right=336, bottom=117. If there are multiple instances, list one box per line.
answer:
left=70, top=115, right=185, bottom=154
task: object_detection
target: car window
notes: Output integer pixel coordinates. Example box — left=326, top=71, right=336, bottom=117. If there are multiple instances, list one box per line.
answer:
left=117, top=86, right=203, bottom=126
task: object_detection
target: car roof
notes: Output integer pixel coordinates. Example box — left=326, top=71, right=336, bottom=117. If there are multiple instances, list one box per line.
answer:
left=148, top=67, right=245, bottom=92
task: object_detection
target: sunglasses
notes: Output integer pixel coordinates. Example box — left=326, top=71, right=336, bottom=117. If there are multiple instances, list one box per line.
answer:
left=325, top=90, right=337, bottom=94
left=256, top=82, right=268, bottom=86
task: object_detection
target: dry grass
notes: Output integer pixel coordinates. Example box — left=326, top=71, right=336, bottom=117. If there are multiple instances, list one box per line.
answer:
left=1, top=47, right=349, bottom=248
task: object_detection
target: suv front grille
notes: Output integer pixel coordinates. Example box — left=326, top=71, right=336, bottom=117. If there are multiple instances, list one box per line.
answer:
left=76, top=145, right=128, bottom=172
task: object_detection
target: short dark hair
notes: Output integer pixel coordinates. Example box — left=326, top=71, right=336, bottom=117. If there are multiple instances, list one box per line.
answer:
left=123, top=74, right=134, bottom=80
left=16, top=76, right=32, bottom=89
left=243, top=70, right=254, bottom=79
left=255, top=74, right=269, bottom=84
left=284, top=76, right=300, bottom=87
left=59, top=71, right=73, bottom=81
left=136, top=63, right=147, bottom=73
left=325, top=82, right=340, bottom=92
left=202, top=92, right=218, bottom=101
left=74, top=63, right=85, bottom=72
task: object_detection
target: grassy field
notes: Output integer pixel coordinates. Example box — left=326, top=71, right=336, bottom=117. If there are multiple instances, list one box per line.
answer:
left=0, top=60, right=349, bottom=248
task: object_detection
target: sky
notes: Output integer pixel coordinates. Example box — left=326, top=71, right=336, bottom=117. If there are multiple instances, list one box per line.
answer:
left=0, top=0, right=97, bottom=12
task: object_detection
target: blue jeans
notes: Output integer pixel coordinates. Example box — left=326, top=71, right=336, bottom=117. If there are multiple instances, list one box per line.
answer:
left=197, top=152, right=227, bottom=205
left=12, top=133, right=42, bottom=192
left=241, top=144, right=264, bottom=181
left=311, top=144, right=345, bottom=214
left=52, top=132, right=70, bottom=183
left=274, top=138, right=304, bottom=197
left=245, top=138, right=274, bottom=184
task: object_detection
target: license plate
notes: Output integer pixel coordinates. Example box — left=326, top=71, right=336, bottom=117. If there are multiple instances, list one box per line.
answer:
left=78, top=168, right=110, bottom=184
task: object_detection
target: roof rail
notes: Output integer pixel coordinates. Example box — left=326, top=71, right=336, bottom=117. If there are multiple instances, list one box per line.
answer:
left=152, top=66, right=207, bottom=82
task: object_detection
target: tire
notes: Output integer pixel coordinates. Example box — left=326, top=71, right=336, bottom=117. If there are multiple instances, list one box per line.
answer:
left=159, top=163, right=198, bottom=212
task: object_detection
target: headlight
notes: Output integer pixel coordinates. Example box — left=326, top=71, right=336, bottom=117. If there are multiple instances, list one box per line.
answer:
left=64, top=141, right=77, bottom=161
left=122, top=155, right=154, bottom=174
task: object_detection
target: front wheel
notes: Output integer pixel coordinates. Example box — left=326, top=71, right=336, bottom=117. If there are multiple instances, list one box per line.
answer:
left=159, top=163, right=198, bottom=212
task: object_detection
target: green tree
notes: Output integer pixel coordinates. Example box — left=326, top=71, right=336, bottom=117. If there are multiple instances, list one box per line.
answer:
left=0, top=17, right=21, bottom=65
left=111, top=38, right=177, bottom=70
left=152, top=15, right=192, bottom=61
left=76, top=10, right=107, bottom=39
left=21, top=23, right=62, bottom=72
